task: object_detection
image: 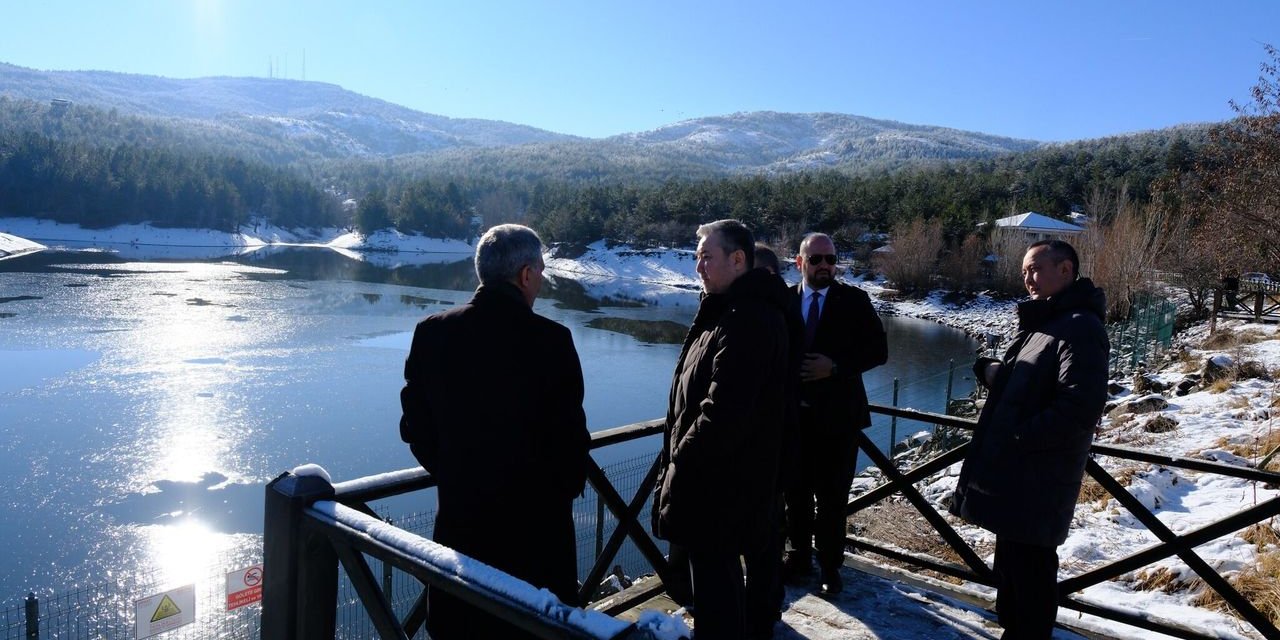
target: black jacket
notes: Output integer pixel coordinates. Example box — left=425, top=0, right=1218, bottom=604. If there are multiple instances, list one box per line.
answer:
left=653, top=268, right=791, bottom=552
left=793, top=280, right=888, bottom=477
left=950, top=278, right=1110, bottom=547
left=400, top=281, right=590, bottom=636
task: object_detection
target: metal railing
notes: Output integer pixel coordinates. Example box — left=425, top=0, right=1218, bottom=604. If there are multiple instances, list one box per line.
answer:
left=850, top=404, right=1280, bottom=640
left=265, top=404, right=1280, bottom=640
left=262, top=420, right=673, bottom=640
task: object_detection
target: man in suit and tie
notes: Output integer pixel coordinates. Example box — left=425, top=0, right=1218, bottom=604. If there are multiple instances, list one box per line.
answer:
left=782, top=232, right=888, bottom=595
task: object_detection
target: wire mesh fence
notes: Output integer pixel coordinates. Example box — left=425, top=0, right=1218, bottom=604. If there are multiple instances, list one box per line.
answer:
left=1107, top=291, right=1176, bottom=375
left=5, top=450, right=661, bottom=639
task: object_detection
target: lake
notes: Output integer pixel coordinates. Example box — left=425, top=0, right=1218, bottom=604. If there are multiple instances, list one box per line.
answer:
left=0, top=247, right=976, bottom=605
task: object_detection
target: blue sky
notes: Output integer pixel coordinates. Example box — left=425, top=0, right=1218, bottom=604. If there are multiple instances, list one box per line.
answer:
left=2, top=0, right=1277, bottom=141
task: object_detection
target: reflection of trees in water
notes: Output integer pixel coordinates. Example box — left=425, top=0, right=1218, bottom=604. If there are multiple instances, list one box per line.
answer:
left=234, top=247, right=478, bottom=292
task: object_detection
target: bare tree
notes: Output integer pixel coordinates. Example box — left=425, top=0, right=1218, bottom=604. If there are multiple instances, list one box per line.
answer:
left=988, top=227, right=1030, bottom=295
left=1078, top=193, right=1179, bottom=322
left=1186, top=44, right=1280, bottom=275
left=880, top=218, right=944, bottom=292
left=940, top=233, right=987, bottom=292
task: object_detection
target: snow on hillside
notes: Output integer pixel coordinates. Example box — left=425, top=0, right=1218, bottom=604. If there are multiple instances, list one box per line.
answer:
left=544, top=241, right=703, bottom=306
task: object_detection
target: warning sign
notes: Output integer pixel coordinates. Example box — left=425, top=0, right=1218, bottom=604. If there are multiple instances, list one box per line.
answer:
left=135, top=584, right=195, bottom=638
left=225, top=564, right=264, bottom=611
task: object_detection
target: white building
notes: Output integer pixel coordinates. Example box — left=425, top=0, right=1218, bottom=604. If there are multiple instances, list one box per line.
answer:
left=987, top=211, right=1085, bottom=242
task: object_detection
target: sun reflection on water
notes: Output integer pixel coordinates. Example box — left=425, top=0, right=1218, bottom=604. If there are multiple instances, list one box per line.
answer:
left=145, top=518, right=231, bottom=588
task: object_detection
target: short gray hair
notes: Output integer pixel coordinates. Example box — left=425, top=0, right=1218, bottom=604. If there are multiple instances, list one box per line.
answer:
left=696, top=219, right=755, bottom=270
left=475, top=224, right=544, bottom=285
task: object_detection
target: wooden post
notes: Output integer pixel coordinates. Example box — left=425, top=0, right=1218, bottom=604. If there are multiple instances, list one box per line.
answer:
left=1211, top=288, right=1221, bottom=335
left=944, top=359, right=955, bottom=417
left=25, top=592, right=38, bottom=640
left=890, top=378, right=899, bottom=454
left=261, top=471, right=339, bottom=640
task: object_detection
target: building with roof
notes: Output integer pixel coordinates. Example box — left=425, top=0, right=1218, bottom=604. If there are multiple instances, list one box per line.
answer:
left=985, top=211, right=1085, bottom=242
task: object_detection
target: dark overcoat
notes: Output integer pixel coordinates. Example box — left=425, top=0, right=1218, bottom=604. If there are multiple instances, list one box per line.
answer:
left=400, top=282, right=589, bottom=639
left=950, top=278, right=1110, bottom=548
left=793, top=280, right=888, bottom=481
left=653, top=268, right=791, bottom=553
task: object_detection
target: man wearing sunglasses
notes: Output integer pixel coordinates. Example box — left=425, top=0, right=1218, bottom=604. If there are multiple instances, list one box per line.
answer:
left=782, top=232, right=888, bottom=596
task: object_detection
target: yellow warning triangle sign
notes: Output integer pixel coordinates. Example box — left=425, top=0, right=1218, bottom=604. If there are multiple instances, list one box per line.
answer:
left=150, top=594, right=181, bottom=623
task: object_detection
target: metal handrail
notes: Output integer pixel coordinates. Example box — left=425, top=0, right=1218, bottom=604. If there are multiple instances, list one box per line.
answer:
left=854, top=402, right=1280, bottom=640
left=262, top=420, right=668, bottom=640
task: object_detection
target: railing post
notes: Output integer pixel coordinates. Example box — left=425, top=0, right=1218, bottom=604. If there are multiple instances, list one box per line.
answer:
left=944, top=359, right=955, bottom=417
left=595, top=493, right=606, bottom=562
left=262, top=470, right=339, bottom=640
left=890, top=378, right=899, bottom=453
left=24, top=592, right=37, bottom=640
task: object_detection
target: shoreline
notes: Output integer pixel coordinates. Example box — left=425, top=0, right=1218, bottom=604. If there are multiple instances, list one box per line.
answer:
left=1, top=218, right=1016, bottom=341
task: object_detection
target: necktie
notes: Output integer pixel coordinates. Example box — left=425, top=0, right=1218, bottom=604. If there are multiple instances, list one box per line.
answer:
left=805, top=291, right=822, bottom=348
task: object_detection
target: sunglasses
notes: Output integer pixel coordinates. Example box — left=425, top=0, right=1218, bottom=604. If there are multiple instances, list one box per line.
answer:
left=806, top=254, right=838, bottom=266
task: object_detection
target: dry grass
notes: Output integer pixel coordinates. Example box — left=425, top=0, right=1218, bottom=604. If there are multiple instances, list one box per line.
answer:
left=1242, top=522, right=1280, bottom=549
left=1191, top=551, right=1280, bottom=628
left=1131, top=566, right=1197, bottom=594
left=1202, top=329, right=1269, bottom=350
left=1209, top=379, right=1236, bottom=394
left=849, top=499, right=978, bottom=585
left=1221, top=431, right=1280, bottom=471
left=1077, top=467, right=1139, bottom=506
left=1227, top=395, right=1253, bottom=410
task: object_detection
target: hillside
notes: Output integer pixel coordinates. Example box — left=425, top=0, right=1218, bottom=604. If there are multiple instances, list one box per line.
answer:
left=1, top=63, right=1040, bottom=177
left=0, top=63, right=578, bottom=159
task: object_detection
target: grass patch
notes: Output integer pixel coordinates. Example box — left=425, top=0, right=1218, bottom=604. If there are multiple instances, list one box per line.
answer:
left=1191, top=551, right=1280, bottom=628
left=1209, top=379, right=1235, bottom=394
left=849, top=500, right=977, bottom=585
left=1077, top=467, right=1138, bottom=506
left=1202, top=329, right=1269, bottom=350
left=1132, top=566, right=1195, bottom=594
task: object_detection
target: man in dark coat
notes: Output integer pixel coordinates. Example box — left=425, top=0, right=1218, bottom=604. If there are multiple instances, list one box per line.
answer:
left=400, top=224, right=590, bottom=640
left=653, top=220, right=790, bottom=640
left=950, top=239, right=1109, bottom=639
left=783, top=232, right=888, bottom=595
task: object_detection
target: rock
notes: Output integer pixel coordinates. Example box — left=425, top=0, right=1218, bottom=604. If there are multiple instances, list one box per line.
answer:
left=1108, top=382, right=1126, bottom=396
left=1109, top=394, right=1170, bottom=418
left=1202, top=357, right=1235, bottom=384
left=1142, top=415, right=1179, bottom=433
left=1238, top=361, right=1272, bottom=381
left=1175, top=378, right=1198, bottom=396
left=1133, top=373, right=1167, bottom=395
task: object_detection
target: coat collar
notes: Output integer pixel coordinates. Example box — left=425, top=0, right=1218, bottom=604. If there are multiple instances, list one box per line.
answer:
left=471, top=281, right=533, bottom=314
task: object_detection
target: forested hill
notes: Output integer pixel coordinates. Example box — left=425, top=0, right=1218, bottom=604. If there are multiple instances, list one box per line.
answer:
left=2, top=63, right=1039, bottom=177
left=0, top=62, right=578, bottom=160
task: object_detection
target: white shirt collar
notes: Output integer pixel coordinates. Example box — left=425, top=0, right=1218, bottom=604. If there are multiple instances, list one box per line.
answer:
left=800, top=282, right=830, bottom=299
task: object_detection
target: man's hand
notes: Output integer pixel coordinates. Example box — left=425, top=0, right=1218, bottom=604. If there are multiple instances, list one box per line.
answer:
left=800, top=353, right=835, bottom=382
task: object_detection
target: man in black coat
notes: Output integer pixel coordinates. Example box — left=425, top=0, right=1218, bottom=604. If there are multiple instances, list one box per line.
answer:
left=653, top=220, right=790, bottom=640
left=950, top=239, right=1109, bottom=639
left=783, top=232, right=888, bottom=596
left=400, top=224, right=590, bottom=640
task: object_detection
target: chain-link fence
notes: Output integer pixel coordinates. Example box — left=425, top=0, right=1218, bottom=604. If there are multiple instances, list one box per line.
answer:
left=4, top=450, right=662, bottom=639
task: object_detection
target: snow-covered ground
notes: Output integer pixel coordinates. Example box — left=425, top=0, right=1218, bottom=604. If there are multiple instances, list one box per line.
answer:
left=6, top=220, right=1279, bottom=638
left=0, top=231, right=45, bottom=259
left=0, top=217, right=475, bottom=263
